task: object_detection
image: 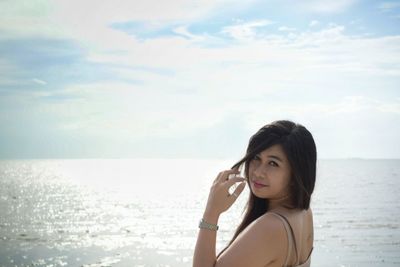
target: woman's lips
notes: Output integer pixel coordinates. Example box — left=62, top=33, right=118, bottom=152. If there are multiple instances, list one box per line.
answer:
left=253, top=181, right=267, bottom=188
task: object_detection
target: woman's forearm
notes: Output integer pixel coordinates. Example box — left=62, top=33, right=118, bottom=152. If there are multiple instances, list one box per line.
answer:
left=193, top=168, right=244, bottom=267
left=192, top=212, right=220, bottom=267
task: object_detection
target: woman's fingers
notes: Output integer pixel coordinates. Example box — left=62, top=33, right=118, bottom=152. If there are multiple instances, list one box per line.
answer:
left=214, top=169, right=229, bottom=183
left=206, top=167, right=245, bottom=215
left=225, top=176, right=246, bottom=187
left=230, top=181, right=246, bottom=199
left=217, top=168, right=240, bottom=183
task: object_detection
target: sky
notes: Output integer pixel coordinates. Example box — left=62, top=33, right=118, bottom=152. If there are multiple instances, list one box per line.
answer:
left=0, top=0, right=399, bottom=159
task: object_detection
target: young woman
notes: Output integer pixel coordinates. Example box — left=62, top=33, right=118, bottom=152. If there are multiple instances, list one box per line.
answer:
left=193, top=120, right=316, bottom=267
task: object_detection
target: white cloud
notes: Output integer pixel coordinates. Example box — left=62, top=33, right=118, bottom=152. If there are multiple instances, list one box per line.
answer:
left=32, top=78, right=47, bottom=85
left=221, top=20, right=275, bottom=41
left=172, top=26, right=205, bottom=41
left=1, top=1, right=400, bottom=158
left=58, top=21, right=400, bottom=143
left=287, top=25, right=347, bottom=46
left=293, top=0, right=359, bottom=14
left=377, top=98, right=400, bottom=114
left=329, top=96, right=382, bottom=114
left=247, top=96, right=400, bottom=118
left=44, top=81, right=229, bottom=140
left=278, top=26, right=296, bottom=32
left=0, top=0, right=248, bottom=39
left=309, top=20, right=319, bottom=27
left=82, top=23, right=400, bottom=101
left=3, top=2, right=399, bottom=96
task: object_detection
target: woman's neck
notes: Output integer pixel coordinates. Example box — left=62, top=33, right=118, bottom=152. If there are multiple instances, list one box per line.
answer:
left=268, top=193, right=293, bottom=211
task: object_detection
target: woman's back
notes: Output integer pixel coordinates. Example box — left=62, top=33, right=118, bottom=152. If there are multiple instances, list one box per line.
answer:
left=268, top=208, right=313, bottom=267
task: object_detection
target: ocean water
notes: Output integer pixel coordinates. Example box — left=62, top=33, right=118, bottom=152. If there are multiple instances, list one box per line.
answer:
left=0, top=159, right=399, bottom=267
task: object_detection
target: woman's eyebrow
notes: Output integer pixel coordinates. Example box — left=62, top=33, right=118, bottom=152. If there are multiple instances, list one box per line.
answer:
left=268, top=155, right=283, bottom=162
left=256, top=154, right=284, bottom=162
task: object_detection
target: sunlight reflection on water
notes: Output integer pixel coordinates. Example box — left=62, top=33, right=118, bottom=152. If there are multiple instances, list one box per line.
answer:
left=0, top=159, right=399, bottom=266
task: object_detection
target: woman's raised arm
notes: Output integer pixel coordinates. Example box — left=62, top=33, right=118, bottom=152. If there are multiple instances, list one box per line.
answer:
left=192, top=168, right=247, bottom=267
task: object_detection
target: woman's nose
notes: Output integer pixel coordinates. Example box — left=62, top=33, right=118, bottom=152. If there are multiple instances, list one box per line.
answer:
left=253, top=165, right=266, bottom=178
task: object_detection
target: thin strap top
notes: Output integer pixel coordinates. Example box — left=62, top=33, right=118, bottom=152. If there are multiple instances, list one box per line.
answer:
left=270, top=212, right=313, bottom=267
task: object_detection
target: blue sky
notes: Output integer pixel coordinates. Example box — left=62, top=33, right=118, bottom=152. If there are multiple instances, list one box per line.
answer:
left=0, top=0, right=399, bottom=159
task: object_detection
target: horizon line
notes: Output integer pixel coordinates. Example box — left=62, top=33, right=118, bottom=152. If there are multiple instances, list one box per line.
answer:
left=0, top=157, right=399, bottom=161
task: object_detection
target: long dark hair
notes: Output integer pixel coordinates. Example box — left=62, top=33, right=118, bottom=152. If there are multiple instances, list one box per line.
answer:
left=218, top=120, right=317, bottom=257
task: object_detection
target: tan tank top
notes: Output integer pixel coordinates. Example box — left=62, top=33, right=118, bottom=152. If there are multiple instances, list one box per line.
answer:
left=270, top=212, right=313, bottom=267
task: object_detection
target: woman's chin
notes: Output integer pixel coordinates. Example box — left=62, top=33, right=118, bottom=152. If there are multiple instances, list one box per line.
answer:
left=251, top=188, right=268, bottom=199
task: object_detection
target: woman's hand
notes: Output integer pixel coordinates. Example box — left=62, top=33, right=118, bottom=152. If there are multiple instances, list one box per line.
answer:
left=204, top=167, right=247, bottom=218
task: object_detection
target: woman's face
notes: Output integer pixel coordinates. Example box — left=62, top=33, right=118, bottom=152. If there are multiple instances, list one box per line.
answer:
left=248, top=144, right=292, bottom=200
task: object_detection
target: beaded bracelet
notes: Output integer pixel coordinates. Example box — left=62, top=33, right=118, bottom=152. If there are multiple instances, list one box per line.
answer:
left=199, top=218, right=219, bottom=231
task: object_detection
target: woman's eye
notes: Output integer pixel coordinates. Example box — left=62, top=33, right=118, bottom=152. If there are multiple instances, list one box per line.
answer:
left=269, top=161, right=278, bottom=167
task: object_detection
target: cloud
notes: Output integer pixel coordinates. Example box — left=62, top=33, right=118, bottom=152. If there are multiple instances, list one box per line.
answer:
left=292, top=0, right=359, bottom=14
left=328, top=96, right=388, bottom=114
left=32, top=78, right=47, bottom=85
left=1, top=0, right=399, bottom=158
left=3, top=11, right=399, bottom=96
left=53, top=0, right=243, bottom=23
left=244, top=96, right=400, bottom=120
left=41, top=22, right=400, bottom=107
left=221, top=20, right=275, bottom=41
left=377, top=97, right=400, bottom=114
left=0, top=0, right=245, bottom=39
left=309, top=20, right=319, bottom=27
left=172, top=26, right=205, bottom=41
left=278, top=26, right=296, bottom=32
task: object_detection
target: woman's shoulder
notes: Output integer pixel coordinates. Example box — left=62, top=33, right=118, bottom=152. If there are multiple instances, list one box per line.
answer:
left=269, top=207, right=312, bottom=220
left=267, top=208, right=313, bottom=265
left=263, top=208, right=313, bottom=244
left=237, top=211, right=288, bottom=244
left=256, top=211, right=291, bottom=229
left=216, top=212, right=288, bottom=267
left=254, top=209, right=303, bottom=237
left=243, top=211, right=294, bottom=241
left=249, top=212, right=292, bottom=251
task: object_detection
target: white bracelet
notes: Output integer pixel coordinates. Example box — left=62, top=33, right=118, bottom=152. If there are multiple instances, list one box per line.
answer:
left=199, top=218, right=219, bottom=231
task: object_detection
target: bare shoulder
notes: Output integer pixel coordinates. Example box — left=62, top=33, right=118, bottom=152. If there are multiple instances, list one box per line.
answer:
left=216, top=213, right=287, bottom=267
left=257, top=212, right=289, bottom=233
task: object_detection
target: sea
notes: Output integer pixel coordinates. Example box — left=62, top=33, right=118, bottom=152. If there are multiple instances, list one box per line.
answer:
left=0, top=159, right=399, bottom=267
